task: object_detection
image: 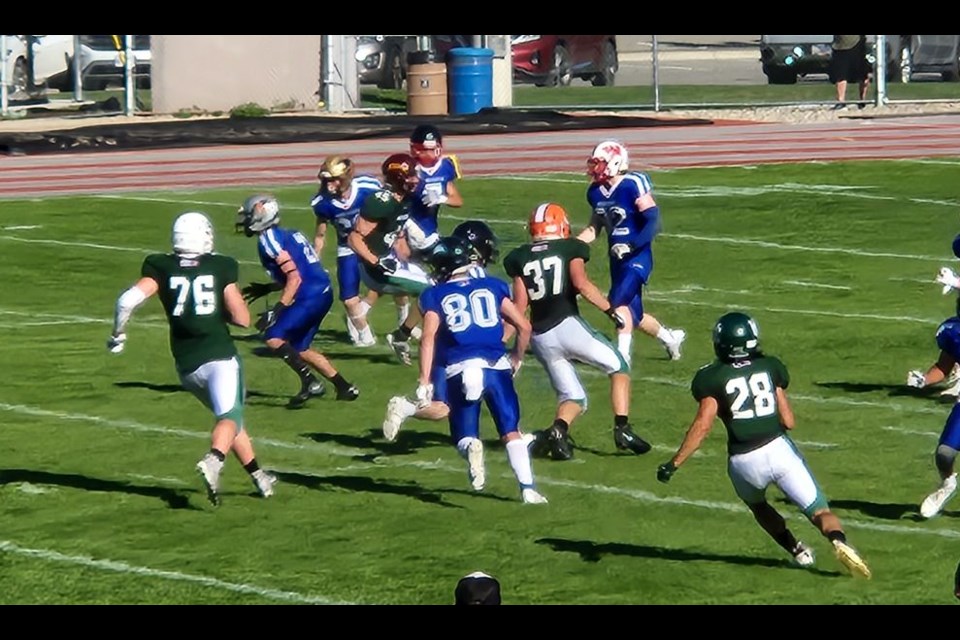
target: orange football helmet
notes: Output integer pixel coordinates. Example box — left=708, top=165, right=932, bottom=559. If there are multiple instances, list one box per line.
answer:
left=528, top=202, right=571, bottom=240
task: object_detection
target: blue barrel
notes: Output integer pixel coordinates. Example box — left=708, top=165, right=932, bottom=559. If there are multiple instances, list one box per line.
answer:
left=446, top=47, right=494, bottom=115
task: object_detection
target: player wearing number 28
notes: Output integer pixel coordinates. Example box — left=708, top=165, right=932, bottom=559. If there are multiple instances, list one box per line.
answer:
left=107, top=212, right=275, bottom=506
left=656, top=312, right=871, bottom=578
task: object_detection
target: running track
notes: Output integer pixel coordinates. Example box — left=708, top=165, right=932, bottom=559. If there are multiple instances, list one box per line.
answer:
left=2, top=113, right=960, bottom=198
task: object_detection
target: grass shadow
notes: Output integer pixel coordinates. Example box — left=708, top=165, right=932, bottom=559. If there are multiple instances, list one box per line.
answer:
left=114, top=381, right=285, bottom=400
left=0, top=468, right=199, bottom=510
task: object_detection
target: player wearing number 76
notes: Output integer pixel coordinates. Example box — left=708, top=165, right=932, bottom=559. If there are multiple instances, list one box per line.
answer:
left=656, top=311, right=871, bottom=578
left=107, top=211, right=276, bottom=506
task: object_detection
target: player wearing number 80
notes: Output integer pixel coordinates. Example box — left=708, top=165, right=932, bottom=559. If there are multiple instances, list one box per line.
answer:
left=656, top=311, right=871, bottom=578
left=418, top=236, right=547, bottom=504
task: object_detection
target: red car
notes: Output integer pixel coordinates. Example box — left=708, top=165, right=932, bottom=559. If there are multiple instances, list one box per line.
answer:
left=511, top=35, right=618, bottom=87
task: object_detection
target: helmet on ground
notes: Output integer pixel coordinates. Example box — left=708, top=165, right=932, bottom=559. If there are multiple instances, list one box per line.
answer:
left=713, top=311, right=762, bottom=362
left=172, top=211, right=214, bottom=256
left=318, top=155, right=354, bottom=197
left=452, top=220, right=499, bottom=267
left=410, top=124, right=443, bottom=167
left=381, top=153, right=419, bottom=195
left=528, top=202, right=571, bottom=241
left=236, top=194, right=281, bottom=237
left=431, top=236, right=475, bottom=282
left=587, top=140, right=629, bottom=183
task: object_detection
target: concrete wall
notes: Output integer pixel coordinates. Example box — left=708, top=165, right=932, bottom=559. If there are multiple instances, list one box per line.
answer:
left=151, top=35, right=321, bottom=114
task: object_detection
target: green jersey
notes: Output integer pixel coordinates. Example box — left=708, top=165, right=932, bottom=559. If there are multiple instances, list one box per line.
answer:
left=141, top=252, right=239, bottom=374
left=358, top=189, right=410, bottom=259
left=691, top=355, right=790, bottom=455
left=503, top=237, right=591, bottom=333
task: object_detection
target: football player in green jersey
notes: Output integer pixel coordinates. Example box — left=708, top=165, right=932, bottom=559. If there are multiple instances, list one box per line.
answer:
left=348, top=153, right=434, bottom=365
left=656, top=312, right=871, bottom=578
left=504, top=202, right=650, bottom=461
left=108, top=212, right=275, bottom=506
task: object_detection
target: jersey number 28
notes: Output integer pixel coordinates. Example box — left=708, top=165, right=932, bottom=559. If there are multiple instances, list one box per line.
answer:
left=725, top=372, right=776, bottom=420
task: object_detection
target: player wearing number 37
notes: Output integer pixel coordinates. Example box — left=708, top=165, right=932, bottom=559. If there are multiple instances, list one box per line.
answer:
left=656, top=311, right=871, bottom=578
left=107, top=212, right=276, bottom=506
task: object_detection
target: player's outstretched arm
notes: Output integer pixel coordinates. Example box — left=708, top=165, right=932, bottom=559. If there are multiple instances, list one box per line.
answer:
left=224, top=283, right=251, bottom=328
left=568, top=258, right=624, bottom=328
left=501, top=297, right=531, bottom=374
left=907, top=350, right=956, bottom=388
left=108, top=276, right=159, bottom=353
left=658, top=397, right=719, bottom=482
left=776, top=388, right=795, bottom=430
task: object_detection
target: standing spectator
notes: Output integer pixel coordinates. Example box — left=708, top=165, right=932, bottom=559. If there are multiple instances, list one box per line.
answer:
left=830, top=35, right=871, bottom=110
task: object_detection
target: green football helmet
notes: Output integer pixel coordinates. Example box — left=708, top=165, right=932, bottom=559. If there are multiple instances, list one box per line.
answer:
left=712, top=311, right=761, bottom=362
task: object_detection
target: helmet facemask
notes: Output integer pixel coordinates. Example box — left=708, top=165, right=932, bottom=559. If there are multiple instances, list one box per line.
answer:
left=237, top=195, right=281, bottom=237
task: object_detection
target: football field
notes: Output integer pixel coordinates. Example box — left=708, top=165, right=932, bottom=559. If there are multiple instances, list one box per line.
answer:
left=1, top=157, right=958, bottom=604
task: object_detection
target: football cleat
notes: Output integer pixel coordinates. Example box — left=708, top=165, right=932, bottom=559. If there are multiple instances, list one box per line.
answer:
left=525, top=430, right=550, bottom=458
left=664, top=328, right=687, bottom=361
left=386, top=332, right=412, bottom=366
left=521, top=488, right=549, bottom=504
left=791, top=541, right=815, bottom=568
left=920, top=473, right=958, bottom=518
left=466, top=439, right=486, bottom=492
left=251, top=469, right=277, bottom=498
left=382, top=396, right=409, bottom=442
left=546, top=424, right=575, bottom=461
left=196, top=453, right=224, bottom=506
left=336, top=384, right=360, bottom=402
left=613, top=424, right=652, bottom=455
left=832, top=540, right=872, bottom=579
left=287, top=379, right=326, bottom=409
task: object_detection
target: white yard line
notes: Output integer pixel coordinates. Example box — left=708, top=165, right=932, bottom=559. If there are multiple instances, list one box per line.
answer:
left=784, top=280, right=853, bottom=291
left=0, top=540, right=347, bottom=604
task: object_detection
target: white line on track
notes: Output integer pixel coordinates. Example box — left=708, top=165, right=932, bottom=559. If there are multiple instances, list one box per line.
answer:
left=0, top=540, right=347, bottom=604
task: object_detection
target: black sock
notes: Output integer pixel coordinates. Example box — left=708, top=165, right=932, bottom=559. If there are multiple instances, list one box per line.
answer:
left=243, top=459, right=260, bottom=475
left=396, top=324, right=413, bottom=339
left=209, top=448, right=226, bottom=462
left=614, top=415, right=629, bottom=429
left=827, top=530, right=847, bottom=544
left=773, top=528, right=800, bottom=553
left=551, top=419, right=569, bottom=434
left=330, top=373, right=353, bottom=394
left=275, top=343, right=314, bottom=385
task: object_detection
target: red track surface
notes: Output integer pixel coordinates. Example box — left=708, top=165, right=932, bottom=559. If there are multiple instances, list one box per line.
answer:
left=2, top=114, right=959, bottom=198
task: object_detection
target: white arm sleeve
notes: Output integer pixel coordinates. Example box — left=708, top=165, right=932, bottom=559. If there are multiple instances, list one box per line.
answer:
left=113, top=286, right=147, bottom=335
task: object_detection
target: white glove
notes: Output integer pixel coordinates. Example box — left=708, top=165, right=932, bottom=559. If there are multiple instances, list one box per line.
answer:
left=421, top=191, right=448, bottom=207
left=936, top=267, right=960, bottom=295
left=415, top=383, right=434, bottom=408
left=107, top=333, right=127, bottom=354
left=907, top=370, right=926, bottom=389
left=610, top=243, right=633, bottom=260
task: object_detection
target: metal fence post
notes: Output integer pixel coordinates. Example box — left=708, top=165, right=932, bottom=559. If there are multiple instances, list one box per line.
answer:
left=124, top=35, right=135, bottom=115
left=875, top=34, right=887, bottom=107
left=1, top=34, right=8, bottom=117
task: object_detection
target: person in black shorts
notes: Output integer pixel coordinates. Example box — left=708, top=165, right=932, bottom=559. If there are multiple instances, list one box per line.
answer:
left=830, top=35, right=871, bottom=110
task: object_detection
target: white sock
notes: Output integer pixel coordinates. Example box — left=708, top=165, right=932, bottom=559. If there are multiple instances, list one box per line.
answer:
left=358, top=300, right=371, bottom=316
left=656, top=327, right=673, bottom=343
left=457, top=436, right=478, bottom=459
left=358, top=326, right=374, bottom=343
left=398, top=397, right=417, bottom=419
left=617, top=333, right=632, bottom=365
left=505, top=438, right=535, bottom=486
left=397, top=302, right=410, bottom=325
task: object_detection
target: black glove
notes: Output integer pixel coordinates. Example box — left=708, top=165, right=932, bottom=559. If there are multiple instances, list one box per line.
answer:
left=657, top=461, right=677, bottom=483
left=255, top=302, right=288, bottom=333
left=242, top=282, right=277, bottom=303
left=605, top=307, right=626, bottom=330
left=376, top=255, right=399, bottom=276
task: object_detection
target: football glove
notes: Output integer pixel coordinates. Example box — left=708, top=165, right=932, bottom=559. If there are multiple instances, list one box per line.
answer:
left=421, top=191, right=448, bottom=207
left=937, top=267, right=960, bottom=295
left=376, top=255, right=399, bottom=276
left=255, top=302, right=289, bottom=333
left=605, top=307, right=626, bottom=330
left=610, top=243, right=633, bottom=260
left=907, top=370, right=927, bottom=389
left=242, top=281, right=277, bottom=303
left=106, top=332, right=127, bottom=354
left=415, top=382, right=434, bottom=408
left=657, top=461, right=677, bottom=483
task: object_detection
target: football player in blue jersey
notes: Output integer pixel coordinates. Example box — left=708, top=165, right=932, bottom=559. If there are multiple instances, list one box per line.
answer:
left=312, top=156, right=383, bottom=347
left=416, top=235, right=548, bottom=504
left=906, top=313, right=960, bottom=519
left=930, top=232, right=960, bottom=397
left=577, top=140, right=686, bottom=367
left=237, top=194, right=360, bottom=408
left=406, top=124, right=464, bottom=257
left=381, top=220, right=499, bottom=442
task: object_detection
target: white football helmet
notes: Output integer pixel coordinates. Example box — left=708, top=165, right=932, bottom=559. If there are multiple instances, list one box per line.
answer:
left=237, top=194, right=281, bottom=237
left=172, top=212, right=214, bottom=256
left=587, top=140, right=629, bottom=183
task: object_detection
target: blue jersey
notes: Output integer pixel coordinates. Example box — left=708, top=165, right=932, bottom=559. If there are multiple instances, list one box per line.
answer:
left=936, top=317, right=960, bottom=360
left=411, top=155, right=461, bottom=232
left=257, top=226, right=331, bottom=296
left=419, top=274, right=509, bottom=368
left=310, top=175, right=383, bottom=256
left=586, top=171, right=660, bottom=266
